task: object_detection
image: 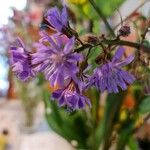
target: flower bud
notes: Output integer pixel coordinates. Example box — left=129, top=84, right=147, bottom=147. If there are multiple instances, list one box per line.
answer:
left=118, top=25, right=131, bottom=37
left=80, top=34, right=99, bottom=45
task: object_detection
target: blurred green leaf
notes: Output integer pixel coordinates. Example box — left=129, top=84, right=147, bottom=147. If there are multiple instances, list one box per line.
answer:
left=95, top=0, right=126, bottom=17
left=37, top=73, right=45, bottom=86
left=86, top=88, right=100, bottom=149
left=71, top=0, right=125, bottom=19
left=93, top=20, right=101, bottom=33
left=82, top=3, right=98, bottom=19
left=43, top=90, right=90, bottom=149
left=88, top=47, right=101, bottom=69
left=95, top=91, right=126, bottom=150
left=117, top=120, right=135, bottom=150
left=70, top=0, right=126, bottom=20
left=139, top=96, right=150, bottom=114
left=127, top=136, right=139, bottom=150
left=143, top=40, right=150, bottom=48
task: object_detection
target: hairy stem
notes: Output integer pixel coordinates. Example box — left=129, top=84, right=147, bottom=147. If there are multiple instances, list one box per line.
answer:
left=88, top=0, right=115, bottom=37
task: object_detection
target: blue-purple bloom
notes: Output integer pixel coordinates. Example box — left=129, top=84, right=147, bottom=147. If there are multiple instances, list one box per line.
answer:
left=32, top=33, right=83, bottom=87
left=89, top=47, right=135, bottom=93
left=10, top=38, right=35, bottom=81
left=52, top=80, right=91, bottom=111
left=45, top=6, right=68, bottom=32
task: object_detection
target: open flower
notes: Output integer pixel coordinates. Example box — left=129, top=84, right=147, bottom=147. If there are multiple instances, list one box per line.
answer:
left=89, top=47, right=135, bottom=93
left=10, top=38, right=35, bottom=81
left=45, top=6, right=68, bottom=32
left=52, top=79, right=91, bottom=111
left=32, top=33, right=83, bottom=87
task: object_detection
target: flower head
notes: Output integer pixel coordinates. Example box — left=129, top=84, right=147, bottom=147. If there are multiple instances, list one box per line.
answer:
left=52, top=79, right=91, bottom=111
left=45, top=6, right=68, bottom=32
left=90, top=47, right=135, bottom=93
left=32, top=33, right=83, bottom=87
left=10, top=38, right=35, bottom=81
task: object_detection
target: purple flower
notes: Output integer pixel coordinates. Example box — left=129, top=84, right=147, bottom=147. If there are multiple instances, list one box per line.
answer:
left=10, top=38, right=35, bottom=81
left=45, top=6, right=68, bottom=32
left=32, top=33, right=83, bottom=87
left=52, top=79, right=91, bottom=111
left=89, top=47, right=135, bottom=93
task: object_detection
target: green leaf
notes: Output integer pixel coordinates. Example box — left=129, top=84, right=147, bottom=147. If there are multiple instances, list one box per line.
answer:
left=70, top=0, right=126, bottom=20
left=95, top=0, right=126, bottom=17
left=43, top=90, right=90, bottom=149
left=116, top=120, right=135, bottom=150
left=139, top=96, right=150, bottom=114
left=127, top=136, right=139, bottom=150
left=88, top=47, right=101, bottom=69
left=37, top=73, right=45, bottom=86
left=95, top=91, right=127, bottom=150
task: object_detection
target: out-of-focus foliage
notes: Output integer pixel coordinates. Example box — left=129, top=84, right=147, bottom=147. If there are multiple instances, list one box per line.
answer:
left=95, top=0, right=125, bottom=17
left=139, top=97, right=150, bottom=114
left=68, top=0, right=126, bottom=20
left=43, top=90, right=90, bottom=149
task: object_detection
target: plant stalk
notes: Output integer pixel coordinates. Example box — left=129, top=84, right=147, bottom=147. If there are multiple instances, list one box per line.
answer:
left=75, top=38, right=150, bottom=53
left=88, top=0, right=116, bottom=37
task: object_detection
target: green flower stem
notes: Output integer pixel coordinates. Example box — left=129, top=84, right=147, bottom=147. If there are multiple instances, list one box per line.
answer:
left=88, top=0, right=116, bottom=37
left=94, top=92, right=126, bottom=150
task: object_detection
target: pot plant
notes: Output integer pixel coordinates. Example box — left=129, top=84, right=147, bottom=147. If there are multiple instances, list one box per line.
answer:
left=9, top=0, right=150, bottom=149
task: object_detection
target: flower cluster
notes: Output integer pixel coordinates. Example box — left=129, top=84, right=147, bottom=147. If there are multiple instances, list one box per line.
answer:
left=10, top=6, right=136, bottom=111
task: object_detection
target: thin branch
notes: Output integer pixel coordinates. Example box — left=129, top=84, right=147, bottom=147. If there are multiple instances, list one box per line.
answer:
left=75, top=44, right=92, bottom=52
left=113, top=0, right=150, bottom=30
left=88, top=0, right=116, bottom=37
left=75, top=38, right=150, bottom=53
left=103, top=39, right=140, bottom=48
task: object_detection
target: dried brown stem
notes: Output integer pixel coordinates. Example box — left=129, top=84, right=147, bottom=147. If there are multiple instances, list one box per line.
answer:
left=75, top=38, right=150, bottom=53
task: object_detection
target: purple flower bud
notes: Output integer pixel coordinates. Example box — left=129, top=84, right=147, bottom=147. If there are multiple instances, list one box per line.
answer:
left=45, top=6, right=68, bottom=33
left=118, top=25, right=131, bottom=37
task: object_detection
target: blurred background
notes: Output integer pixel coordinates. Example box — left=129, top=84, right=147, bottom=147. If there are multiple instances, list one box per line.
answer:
left=0, top=0, right=149, bottom=150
